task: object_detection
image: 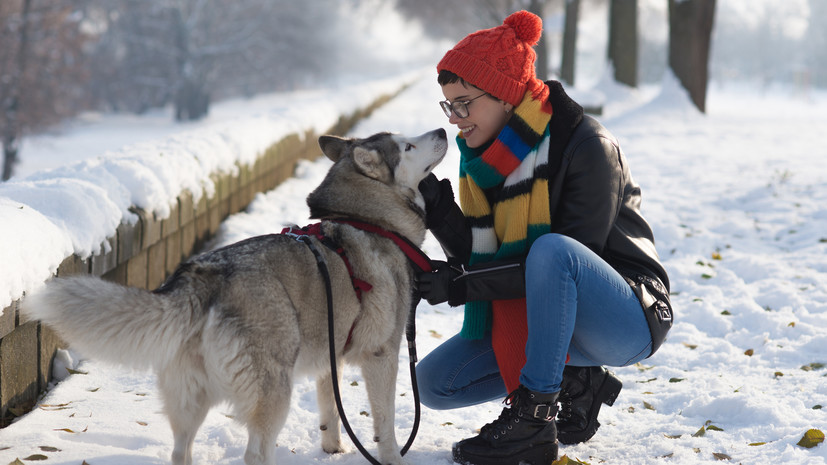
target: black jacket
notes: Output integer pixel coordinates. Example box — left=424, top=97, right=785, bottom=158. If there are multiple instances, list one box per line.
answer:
left=427, top=81, right=672, bottom=354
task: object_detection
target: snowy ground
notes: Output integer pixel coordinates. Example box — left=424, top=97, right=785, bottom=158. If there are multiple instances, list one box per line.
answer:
left=2, top=73, right=826, bottom=464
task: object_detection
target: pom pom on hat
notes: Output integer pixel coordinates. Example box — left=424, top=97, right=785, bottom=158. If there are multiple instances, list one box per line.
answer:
left=438, top=10, right=547, bottom=106
left=504, top=10, right=543, bottom=45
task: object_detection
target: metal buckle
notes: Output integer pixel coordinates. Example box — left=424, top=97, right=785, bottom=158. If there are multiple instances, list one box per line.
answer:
left=532, top=404, right=555, bottom=421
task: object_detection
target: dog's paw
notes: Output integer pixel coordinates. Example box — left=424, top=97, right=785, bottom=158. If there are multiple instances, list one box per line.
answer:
left=321, top=438, right=348, bottom=455
left=379, top=454, right=409, bottom=465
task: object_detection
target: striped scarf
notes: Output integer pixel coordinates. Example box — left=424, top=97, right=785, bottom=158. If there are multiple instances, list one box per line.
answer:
left=457, top=89, right=554, bottom=340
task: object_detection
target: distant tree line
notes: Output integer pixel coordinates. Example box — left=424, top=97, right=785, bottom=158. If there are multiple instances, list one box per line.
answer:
left=1, top=0, right=347, bottom=180
left=4, top=0, right=825, bottom=180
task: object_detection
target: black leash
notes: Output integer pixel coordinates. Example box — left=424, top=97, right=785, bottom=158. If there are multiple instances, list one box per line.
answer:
left=299, top=235, right=421, bottom=464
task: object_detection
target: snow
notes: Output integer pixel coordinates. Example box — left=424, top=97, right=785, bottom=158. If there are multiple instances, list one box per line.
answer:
left=0, top=71, right=423, bottom=311
left=0, top=42, right=827, bottom=465
left=2, top=64, right=827, bottom=465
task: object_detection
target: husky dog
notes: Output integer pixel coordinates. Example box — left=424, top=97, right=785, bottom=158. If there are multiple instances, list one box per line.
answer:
left=22, top=129, right=447, bottom=465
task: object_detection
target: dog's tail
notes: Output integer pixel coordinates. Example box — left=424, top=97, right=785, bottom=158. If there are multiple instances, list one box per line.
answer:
left=22, top=275, right=198, bottom=371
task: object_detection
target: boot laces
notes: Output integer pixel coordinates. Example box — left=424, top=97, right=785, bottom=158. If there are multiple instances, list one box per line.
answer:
left=480, top=390, right=522, bottom=439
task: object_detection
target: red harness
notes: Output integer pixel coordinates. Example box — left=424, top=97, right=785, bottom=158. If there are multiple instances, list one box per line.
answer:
left=281, top=220, right=432, bottom=347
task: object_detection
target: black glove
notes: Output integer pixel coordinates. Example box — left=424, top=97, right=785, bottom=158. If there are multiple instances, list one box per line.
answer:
left=418, top=174, right=455, bottom=229
left=417, top=260, right=467, bottom=306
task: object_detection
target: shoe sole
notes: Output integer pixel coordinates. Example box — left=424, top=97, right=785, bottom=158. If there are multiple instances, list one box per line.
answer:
left=452, top=441, right=558, bottom=465
left=557, top=371, right=622, bottom=445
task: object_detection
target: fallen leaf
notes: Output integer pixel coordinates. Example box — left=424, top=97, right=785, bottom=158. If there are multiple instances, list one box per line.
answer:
left=39, top=446, right=60, bottom=452
left=428, top=329, right=442, bottom=339
left=712, top=452, right=732, bottom=460
left=643, top=401, right=656, bottom=411
left=9, top=459, right=25, bottom=465
left=748, top=442, right=766, bottom=446
left=797, top=428, right=825, bottom=448
left=692, top=426, right=706, bottom=437
left=707, top=425, right=724, bottom=432
left=744, top=349, right=754, bottom=356
left=669, top=377, right=685, bottom=383
left=552, top=455, right=591, bottom=465
left=682, top=342, right=698, bottom=350
left=22, top=455, right=48, bottom=462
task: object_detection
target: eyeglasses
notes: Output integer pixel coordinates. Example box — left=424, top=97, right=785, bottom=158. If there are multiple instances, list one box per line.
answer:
left=439, top=92, right=488, bottom=118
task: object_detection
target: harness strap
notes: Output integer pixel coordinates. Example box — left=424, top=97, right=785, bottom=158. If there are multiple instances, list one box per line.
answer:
left=282, top=224, right=373, bottom=301
left=331, top=219, right=433, bottom=273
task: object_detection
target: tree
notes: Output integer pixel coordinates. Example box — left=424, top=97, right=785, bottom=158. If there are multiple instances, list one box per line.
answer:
left=527, top=0, right=550, bottom=81
left=608, top=0, right=638, bottom=87
left=560, top=0, right=580, bottom=86
left=1, top=0, right=89, bottom=180
left=668, top=0, right=716, bottom=112
left=1, top=0, right=31, bottom=180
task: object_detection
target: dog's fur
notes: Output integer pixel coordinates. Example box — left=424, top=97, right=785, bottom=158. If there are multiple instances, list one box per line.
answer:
left=22, top=129, right=447, bottom=465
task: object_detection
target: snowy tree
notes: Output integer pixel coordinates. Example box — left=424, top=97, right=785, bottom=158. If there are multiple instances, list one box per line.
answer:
left=1, top=0, right=89, bottom=180
left=668, top=0, right=716, bottom=112
left=608, top=0, right=638, bottom=87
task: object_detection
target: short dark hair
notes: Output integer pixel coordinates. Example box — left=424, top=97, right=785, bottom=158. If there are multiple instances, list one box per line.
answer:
left=438, top=69, right=468, bottom=87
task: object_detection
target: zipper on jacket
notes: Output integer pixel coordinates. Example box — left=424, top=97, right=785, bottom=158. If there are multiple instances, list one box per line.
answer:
left=452, top=262, right=522, bottom=281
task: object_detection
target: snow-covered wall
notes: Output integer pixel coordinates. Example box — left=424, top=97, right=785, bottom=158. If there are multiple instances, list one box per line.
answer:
left=0, top=73, right=416, bottom=420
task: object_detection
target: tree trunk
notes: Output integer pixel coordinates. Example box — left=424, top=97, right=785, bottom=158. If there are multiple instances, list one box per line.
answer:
left=608, top=0, right=638, bottom=87
left=2, top=0, right=33, bottom=181
left=668, top=0, right=716, bottom=113
left=528, top=0, right=548, bottom=81
left=560, top=0, right=580, bottom=86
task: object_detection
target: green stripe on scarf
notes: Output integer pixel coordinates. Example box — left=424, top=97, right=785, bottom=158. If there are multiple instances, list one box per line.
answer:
left=457, top=89, right=554, bottom=339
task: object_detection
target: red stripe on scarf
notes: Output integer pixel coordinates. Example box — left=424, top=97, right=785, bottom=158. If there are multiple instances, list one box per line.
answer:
left=481, top=139, right=521, bottom=177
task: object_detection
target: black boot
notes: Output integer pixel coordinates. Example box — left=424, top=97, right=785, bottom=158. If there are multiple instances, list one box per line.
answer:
left=452, top=385, right=558, bottom=465
left=556, top=365, right=622, bottom=445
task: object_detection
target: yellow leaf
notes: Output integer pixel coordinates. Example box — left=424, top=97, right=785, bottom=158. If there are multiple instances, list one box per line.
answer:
left=797, top=428, right=825, bottom=448
left=749, top=442, right=767, bottom=446
left=643, top=401, right=656, bottom=411
left=9, top=459, right=25, bottom=465
left=682, top=342, right=698, bottom=350
left=744, top=348, right=754, bottom=356
left=552, top=455, right=591, bottom=465
left=711, top=252, right=722, bottom=260
left=429, top=329, right=442, bottom=339
left=692, top=426, right=706, bottom=437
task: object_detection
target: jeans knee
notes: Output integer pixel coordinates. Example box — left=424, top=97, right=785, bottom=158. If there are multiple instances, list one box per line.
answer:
left=526, top=233, right=577, bottom=274
left=415, top=364, right=452, bottom=410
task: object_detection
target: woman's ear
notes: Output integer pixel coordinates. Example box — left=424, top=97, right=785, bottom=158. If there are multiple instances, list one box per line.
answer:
left=503, top=101, right=514, bottom=114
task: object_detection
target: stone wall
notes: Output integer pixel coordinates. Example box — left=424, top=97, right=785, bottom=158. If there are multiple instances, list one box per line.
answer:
left=0, top=88, right=402, bottom=426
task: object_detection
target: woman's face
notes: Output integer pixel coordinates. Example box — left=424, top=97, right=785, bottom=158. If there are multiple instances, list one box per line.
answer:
left=441, top=81, right=513, bottom=149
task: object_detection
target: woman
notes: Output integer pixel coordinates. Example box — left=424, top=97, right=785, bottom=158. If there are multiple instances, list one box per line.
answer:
left=416, top=10, right=673, bottom=465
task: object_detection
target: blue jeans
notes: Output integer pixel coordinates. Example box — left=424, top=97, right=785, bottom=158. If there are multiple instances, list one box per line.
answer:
left=417, top=233, right=652, bottom=410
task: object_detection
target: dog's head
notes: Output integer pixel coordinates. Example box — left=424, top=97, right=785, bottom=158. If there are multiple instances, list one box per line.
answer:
left=318, top=129, right=447, bottom=192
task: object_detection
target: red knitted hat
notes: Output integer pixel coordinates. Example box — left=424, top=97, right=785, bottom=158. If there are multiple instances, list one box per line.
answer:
left=438, top=10, right=546, bottom=106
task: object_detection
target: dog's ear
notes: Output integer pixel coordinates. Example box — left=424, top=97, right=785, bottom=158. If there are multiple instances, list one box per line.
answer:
left=318, top=135, right=351, bottom=162
left=353, top=146, right=386, bottom=180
